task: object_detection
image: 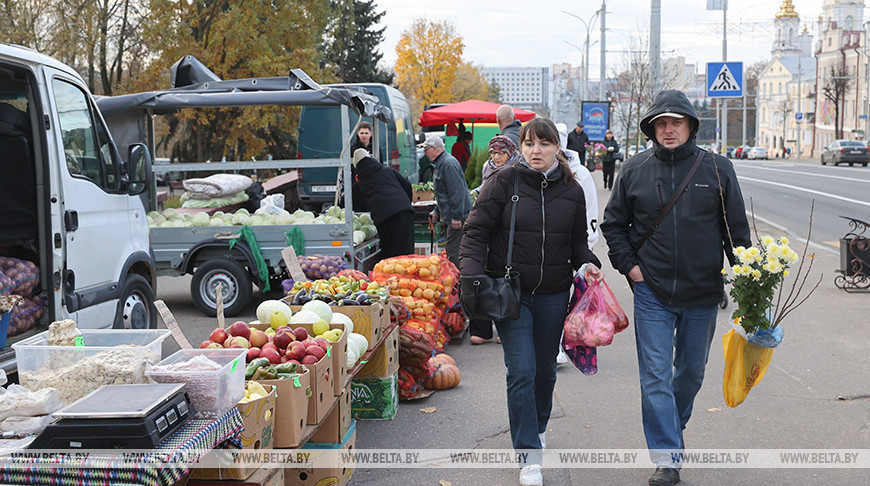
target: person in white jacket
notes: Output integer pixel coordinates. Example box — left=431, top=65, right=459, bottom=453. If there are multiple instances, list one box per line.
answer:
left=556, top=123, right=599, bottom=248
left=555, top=123, right=600, bottom=366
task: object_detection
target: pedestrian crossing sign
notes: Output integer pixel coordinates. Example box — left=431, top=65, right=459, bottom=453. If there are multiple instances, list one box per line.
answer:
left=706, top=62, right=743, bottom=98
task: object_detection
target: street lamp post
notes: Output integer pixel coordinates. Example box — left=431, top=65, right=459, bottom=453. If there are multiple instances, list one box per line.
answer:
left=563, top=9, right=600, bottom=102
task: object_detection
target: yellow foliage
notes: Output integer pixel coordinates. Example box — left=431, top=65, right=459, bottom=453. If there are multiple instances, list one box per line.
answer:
left=395, top=18, right=464, bottom=119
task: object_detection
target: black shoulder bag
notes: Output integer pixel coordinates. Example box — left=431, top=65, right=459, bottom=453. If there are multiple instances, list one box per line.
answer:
left=460, top=170, right=522, bottom=321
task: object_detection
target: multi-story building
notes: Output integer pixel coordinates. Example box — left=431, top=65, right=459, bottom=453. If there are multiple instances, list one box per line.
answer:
left=482, top=67, right=550, bottom=114
left=813, top=0, right=866, bottom=152
left=757, top=0, right=816, bottom=157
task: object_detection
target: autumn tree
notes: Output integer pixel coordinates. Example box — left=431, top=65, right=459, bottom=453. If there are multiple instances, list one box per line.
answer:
left=821, top=63, right=851, bottom=139
left=395, top=18, right=464, bottom=120
left=450, top=62, right=493, bottom=103
left=1, top=0, right=147, bottom=95
left=139, top=0, right=332, bottom=162
left=321, top=0, right=392, bottom=84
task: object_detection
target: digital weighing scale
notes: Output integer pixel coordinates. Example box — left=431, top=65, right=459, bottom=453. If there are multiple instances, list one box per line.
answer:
left=28, top=383, right=195, bottom=449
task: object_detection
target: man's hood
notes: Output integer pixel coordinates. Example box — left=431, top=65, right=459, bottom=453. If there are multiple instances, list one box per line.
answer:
left=639, top=90, right=700, bottom=159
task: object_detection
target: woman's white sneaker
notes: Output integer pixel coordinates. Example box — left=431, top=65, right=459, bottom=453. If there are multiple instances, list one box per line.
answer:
left=519, top=464, right=543, bottom=486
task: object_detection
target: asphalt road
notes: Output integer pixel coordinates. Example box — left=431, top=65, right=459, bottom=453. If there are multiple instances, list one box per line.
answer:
left=732, top=157, right=870, bottom=254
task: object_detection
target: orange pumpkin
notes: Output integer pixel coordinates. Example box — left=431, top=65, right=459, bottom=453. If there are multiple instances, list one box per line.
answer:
left=424, top=363, right=461, bottom=390
left=431, top=353, right=456, bottom=367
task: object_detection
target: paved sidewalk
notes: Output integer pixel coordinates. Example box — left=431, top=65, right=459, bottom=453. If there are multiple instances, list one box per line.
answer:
left=352, top=170, right=870, bottom=486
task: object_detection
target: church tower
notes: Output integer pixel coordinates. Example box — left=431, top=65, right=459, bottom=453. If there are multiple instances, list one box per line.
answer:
left=772, top=1, right=801, bottom=57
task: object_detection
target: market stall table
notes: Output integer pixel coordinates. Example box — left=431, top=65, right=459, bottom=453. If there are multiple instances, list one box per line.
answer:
left=0, top=408, right=243, bottom=486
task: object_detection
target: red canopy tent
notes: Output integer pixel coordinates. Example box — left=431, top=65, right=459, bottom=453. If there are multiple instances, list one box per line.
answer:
left=417, top=100, right=537, bottom=126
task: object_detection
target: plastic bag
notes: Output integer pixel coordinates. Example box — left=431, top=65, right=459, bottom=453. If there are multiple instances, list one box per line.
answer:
left=563, top=279, right=628, bottom=347
left=1, top=415, right=52, bottom=435
left=256, top=194, right=289, bottom=216
left=0, top=385, right=63, bottom=421
left=722, top=329, right=774, bottom=407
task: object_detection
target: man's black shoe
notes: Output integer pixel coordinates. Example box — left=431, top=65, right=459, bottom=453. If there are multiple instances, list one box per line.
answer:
left=648, top=466, right=680, bottom=485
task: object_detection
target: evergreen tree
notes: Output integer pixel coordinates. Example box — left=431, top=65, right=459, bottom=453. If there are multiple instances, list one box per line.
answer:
left=322, top=0, right=393, bottom=84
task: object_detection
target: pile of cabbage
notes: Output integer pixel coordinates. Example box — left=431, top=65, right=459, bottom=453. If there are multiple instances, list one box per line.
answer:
left=146, top=206, right=378, bottom=243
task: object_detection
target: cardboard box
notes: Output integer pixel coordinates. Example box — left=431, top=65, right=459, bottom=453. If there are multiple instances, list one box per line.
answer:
left=351, top=372, right=398, bottom=420
left=190, top=385, right=277, bottom=481
left=248, top=322, right=336, bottom=425
left=356, top=325, right=399, bottom=379
left=326, top=303, right=388, bottom=351
left=189, top=465, right=283, bottom=486
left=255, top=368, right=311, bottom=448
left=309, top=387, right=352, bottom=444
left=286, top=421, right=356, bottom=486
left=412, top=188, right=434, bottom=202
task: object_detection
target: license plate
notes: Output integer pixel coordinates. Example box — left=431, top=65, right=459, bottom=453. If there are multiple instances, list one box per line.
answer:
left=849, top=150, right=862, bottom=154
left=311, top=185, right=336, bottom=192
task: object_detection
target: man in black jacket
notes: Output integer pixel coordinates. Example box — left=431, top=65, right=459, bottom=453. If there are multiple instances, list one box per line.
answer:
left=351, top=148, right=414, bottom=260
left=567, top=122, right=589, bottom=169
left=601, top=90, right=751, bottom=486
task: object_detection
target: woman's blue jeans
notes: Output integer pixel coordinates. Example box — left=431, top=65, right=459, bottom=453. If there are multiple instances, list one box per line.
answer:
left=632, top=281, right=718, bottom=468
left=495, top=291, right=568, bottom=467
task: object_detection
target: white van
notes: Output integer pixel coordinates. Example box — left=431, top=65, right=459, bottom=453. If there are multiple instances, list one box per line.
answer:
left=0, top=43, right=156, bottom=371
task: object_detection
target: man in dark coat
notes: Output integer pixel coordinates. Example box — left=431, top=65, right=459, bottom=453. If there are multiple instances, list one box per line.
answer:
left=567, top=122, right=590, bottom=168
left=351, top=148, right=414, bottom=260
left=601, top=89, right=751, bottom=486
left=496, top=104, right=521, bottom=146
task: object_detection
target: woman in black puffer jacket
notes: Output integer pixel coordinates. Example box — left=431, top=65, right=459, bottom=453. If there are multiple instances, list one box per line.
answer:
left=459, top=118, right=602, bottom=484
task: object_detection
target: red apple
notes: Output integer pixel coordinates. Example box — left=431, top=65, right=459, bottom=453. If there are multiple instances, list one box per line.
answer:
left=285, top=341, right=306, bottom=361
left=300, top=338, right=316, bottom=349
left=260, top=348, right=282, bottom=364
left=314, top=337, right=330, bottom=352
left=199, top=340, right=212, bottom=349
left=274, top=328, right=294, bottom=349
left=288, top=359, right=301, bottom=365
left=249, top=330, right=269, bottom=348
left=209, top=328, right=228, bottom=345
left=246, top=348, right=261, bottom=361
left=280, top=356, right=289, bottom=363
left=293, top=327, right=308, bottom=341
left=227, top=336, right=250, bottom=349
left=261, top=342, right=279, bottom=354
left=206, top=342, right=223, bottom=349
left=305, top=345, right=326, bottom=361
left=301, top=355, right=319, bottom=365
left=228, top=321, right=251, bottom=340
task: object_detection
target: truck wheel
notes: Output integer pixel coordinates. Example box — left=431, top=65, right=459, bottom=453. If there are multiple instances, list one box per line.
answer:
left=114, top=274, right=157, bottom=329
left=191, top=259, right=252, bottom=317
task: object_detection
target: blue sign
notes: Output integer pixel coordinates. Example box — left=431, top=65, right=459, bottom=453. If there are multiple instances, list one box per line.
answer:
left=581, top=101, right=610, bottom=141
left=706, top=62, right=743, bottom=98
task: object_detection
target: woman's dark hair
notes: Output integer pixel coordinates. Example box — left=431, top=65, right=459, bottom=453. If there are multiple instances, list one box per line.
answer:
left=519, top=118, right=577, bottom=186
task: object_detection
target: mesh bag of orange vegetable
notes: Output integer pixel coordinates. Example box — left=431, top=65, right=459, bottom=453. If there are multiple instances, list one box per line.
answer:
left=397, top=368, right=422, bottom=400
left=441, top=310, right=467, bottom=338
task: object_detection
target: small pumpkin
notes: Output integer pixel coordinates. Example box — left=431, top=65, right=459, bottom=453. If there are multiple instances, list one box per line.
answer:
left=431, top=353, right=456, bottom=367
left=424, top=363, right=461, bottom=390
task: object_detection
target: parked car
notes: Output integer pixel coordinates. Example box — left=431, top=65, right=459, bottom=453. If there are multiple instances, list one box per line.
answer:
left=626, top=145, right=640, bottom=157
left=725, top=146, right=737, bottom=158
left=820, top=140, right=869, bottom=167
left=746, top=146, right=768, bottom=160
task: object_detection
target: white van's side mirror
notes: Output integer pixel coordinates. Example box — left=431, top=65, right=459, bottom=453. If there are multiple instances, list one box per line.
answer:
left=127, top=143, right=152, bottom=195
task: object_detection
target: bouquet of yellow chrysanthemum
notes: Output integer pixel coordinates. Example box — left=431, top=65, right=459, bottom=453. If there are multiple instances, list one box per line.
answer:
left=724, top=236, right=800, bottom=334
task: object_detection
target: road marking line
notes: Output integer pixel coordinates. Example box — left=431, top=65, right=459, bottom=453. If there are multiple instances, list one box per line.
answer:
left=738, top=176, right=870, bottom=207
left=823, top=240, right=839, bottom=247
left=735, top=165, right=870, bottom=183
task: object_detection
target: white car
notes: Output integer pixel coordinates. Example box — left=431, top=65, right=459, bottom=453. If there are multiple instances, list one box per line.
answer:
left=747, top=146, right=768, bottom=160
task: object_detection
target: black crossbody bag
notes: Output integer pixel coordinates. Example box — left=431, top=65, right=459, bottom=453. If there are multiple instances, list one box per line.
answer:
left=460, top=171, right=522, bottom=321
left=628, top=149, right=705, bottom=288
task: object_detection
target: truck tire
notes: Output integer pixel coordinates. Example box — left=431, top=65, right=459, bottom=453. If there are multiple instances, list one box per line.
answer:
left=191, top=259, right=252, bottom=317
left=114, top=274, right=157, bottom=329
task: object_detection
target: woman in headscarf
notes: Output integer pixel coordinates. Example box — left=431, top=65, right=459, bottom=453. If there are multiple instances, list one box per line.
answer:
left=469, top=134, right=520, bottom=345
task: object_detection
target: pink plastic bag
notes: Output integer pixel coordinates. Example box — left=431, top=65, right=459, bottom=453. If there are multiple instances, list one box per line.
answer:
left=564, top=279, right=629, bottom=347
